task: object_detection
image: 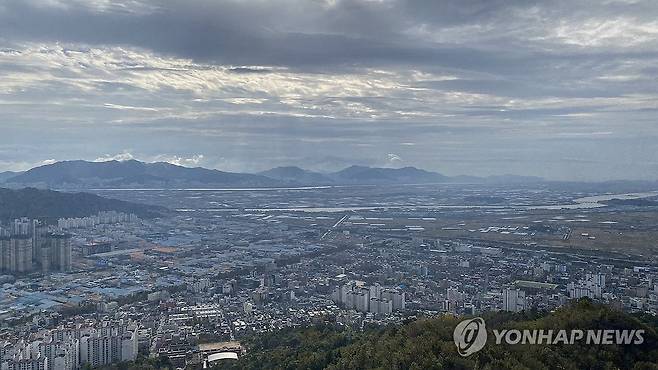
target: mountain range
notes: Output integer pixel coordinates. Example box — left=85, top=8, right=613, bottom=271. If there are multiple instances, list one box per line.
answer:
left=1, top=160, right=545, bottom=189
left=259, top=165, right=453, bottom=185
left=4, top=160, right=279, bottom=189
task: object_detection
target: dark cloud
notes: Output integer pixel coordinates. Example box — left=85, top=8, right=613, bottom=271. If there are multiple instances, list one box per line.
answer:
left=0, top=1, right=503, bottom=72
left=0, top=0, right=657, bottom=180
left=0, top=0, right=651, bottom=70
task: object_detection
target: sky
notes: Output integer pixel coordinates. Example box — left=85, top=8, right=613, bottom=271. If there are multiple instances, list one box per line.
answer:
left=0, top=0, right=657, bottom=181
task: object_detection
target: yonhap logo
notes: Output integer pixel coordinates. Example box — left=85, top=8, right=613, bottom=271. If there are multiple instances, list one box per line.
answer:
left=453, top=317, right=487, bottom=356
left=452, top=316, right=644, bottom=357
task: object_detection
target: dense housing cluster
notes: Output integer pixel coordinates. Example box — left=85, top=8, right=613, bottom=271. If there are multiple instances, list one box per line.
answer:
left=0, top=218, right=71, bottom=275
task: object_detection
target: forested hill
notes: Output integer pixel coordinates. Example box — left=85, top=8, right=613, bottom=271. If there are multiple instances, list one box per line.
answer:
left=213, top=300, right=658, bottom=370
left=0, top=187, right=167, bottom=222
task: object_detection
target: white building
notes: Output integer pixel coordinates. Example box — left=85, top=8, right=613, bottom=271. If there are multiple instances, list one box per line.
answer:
left=503, top=288, right=526, bottom=312
left=79, top=326, right=137, bottom=368
left=1, top=321, right=137, bottom=370
left=381, top=289, right=405, bottom=311
left=332, top=283, right=405, bottom=314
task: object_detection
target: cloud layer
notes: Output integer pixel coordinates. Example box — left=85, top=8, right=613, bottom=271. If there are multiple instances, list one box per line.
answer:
left=0, top=0, right=657, bottom=180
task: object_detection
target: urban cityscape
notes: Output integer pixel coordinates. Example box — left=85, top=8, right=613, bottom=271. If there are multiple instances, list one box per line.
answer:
left=1, top=180, right=658, bottom=369
left=2, top=0, right=658, bottom=369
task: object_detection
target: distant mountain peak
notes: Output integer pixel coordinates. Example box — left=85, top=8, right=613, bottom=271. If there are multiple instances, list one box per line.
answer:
left=261, top=166, right=310, bottom=174
left=5, top=159, right=282, bottom=189
left=330, top=165, right=448, bottom=184
left=0, top=171, right=22, bottom=182
left=259, top=166, right=332, bottom=185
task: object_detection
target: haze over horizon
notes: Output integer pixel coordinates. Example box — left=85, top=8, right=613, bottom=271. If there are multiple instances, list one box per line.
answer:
left=1, top=0, right=658, bottom=181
